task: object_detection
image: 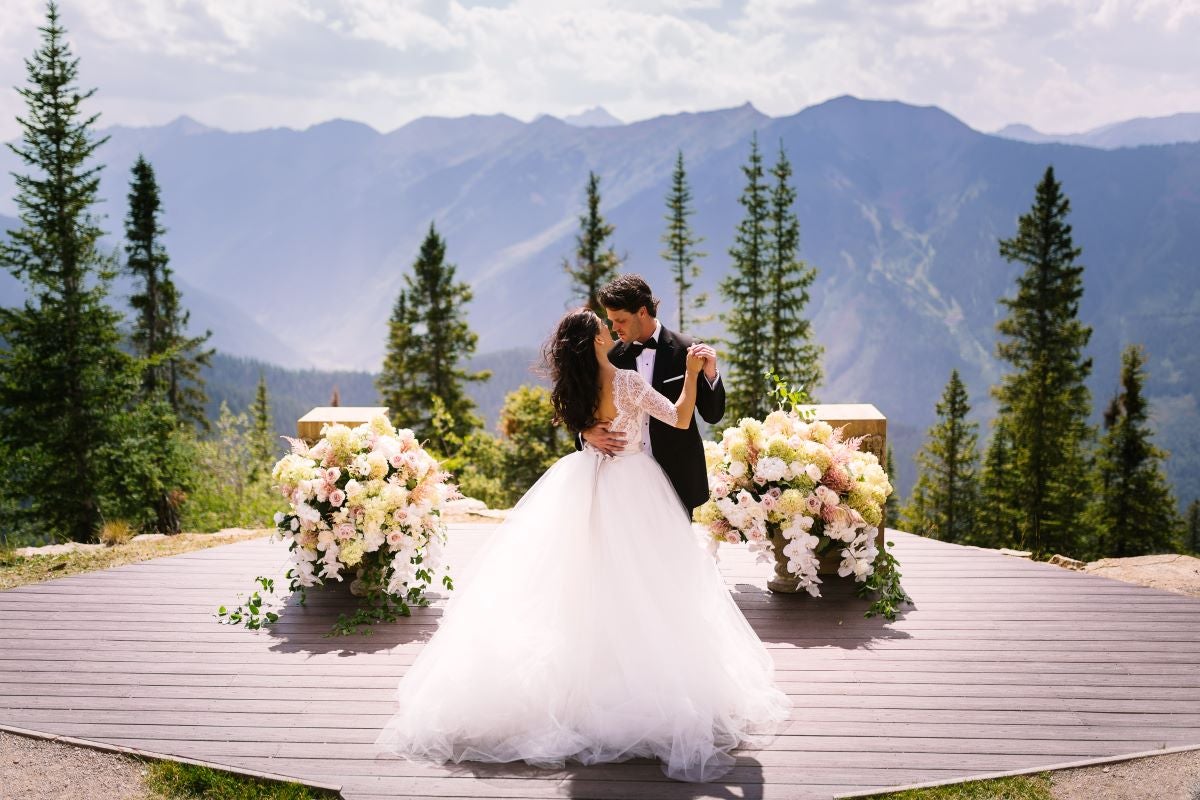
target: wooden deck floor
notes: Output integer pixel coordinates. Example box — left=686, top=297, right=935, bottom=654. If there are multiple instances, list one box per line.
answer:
left=2, top=527, right=1199, bottom=800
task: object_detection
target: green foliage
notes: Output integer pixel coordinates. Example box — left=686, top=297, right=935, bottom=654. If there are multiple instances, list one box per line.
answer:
left=979, top=421, right=1023, bottom=548
left=104, top=398, right=194, bottom=534
left=437, top=385, right=573, bottom=509
left=988, top=166, right=1094, bottom=558
left=720, top=134, right=771, bottom=423
left=767, top=369, right=815, bottom=418
left=722, top=138, right=821, bottom=423
left=217, top=576, right=280, bottom=630
left=564, top=171, right=623, bottom=315
left=249, top=373, right=275, bottom=477
left=378, top=223, right=489, bottom=451
left=1083, top=345, right=1181, bottom=557
left=496, top=385, right=573, bottom=499
left=884, top=445, right=900, bottom=527
left=1187, top=498, right=1200, bottom=555
left=181, top=402, right=281, bottom=532
left=902, top=370, right=980, bottom=543
left=124, top=154, right=213, bottom=431
left=144, top=758, right=339, bottom=799
left=765, top=140, right=822, bottom=400
left=661, top=150, right=707, bottom=333
left=856, top=540, right=913, bottom=622
left=0, top=3, right=138, bottom=542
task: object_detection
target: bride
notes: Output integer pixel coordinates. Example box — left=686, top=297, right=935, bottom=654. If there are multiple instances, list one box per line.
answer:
left=375, top=307, right=790, bottom=782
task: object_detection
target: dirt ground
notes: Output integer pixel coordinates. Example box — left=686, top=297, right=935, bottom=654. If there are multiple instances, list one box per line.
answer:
left=1050, top=747, right=1200, bottom=800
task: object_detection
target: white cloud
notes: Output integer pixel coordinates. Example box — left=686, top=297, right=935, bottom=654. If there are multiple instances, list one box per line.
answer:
left=0, top=0, right=1197, bottom=141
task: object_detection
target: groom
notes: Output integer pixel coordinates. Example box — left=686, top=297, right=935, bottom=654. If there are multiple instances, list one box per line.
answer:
left=581, top=274, right=724, bottom=514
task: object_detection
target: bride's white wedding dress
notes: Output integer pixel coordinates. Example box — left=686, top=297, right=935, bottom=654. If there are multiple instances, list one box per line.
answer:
left=375, top=369, right=790, bottom=782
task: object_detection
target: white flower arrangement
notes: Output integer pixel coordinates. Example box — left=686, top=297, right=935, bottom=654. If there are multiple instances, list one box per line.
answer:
left=694, top=407, right=893, bottom=597
left=270, top=415, right=458, bottom=614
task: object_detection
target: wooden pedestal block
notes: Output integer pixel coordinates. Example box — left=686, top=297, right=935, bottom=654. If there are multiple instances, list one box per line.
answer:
left=297, top=406, right=390, bottom=444
left=800, top=403, right=888, bottom=576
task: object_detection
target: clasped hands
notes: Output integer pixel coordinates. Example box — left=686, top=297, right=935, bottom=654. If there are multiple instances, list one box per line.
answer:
left=582, top=344, right=718, bottom=456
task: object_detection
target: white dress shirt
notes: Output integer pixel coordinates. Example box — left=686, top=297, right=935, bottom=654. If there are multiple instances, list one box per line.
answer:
left=634, top=321, right=720, bottom=458
left=635, top=321, right=662, bottom=457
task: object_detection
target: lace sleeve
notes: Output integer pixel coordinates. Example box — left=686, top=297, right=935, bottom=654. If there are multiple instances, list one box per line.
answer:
left=622, top=370, right=679, bottom=428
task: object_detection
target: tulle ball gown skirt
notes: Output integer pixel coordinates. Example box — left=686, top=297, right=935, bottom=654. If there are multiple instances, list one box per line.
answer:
left=375, top=447, right=791, bottom=782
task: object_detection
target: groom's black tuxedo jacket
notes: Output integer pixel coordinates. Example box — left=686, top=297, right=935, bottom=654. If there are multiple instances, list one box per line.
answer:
left=602, top=326, right=725, bottom=512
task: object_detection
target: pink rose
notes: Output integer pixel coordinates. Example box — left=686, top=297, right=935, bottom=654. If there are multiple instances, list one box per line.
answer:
left=724, top=530, right=742, bottom=544
left=328, top=489, right=346, bottom=507
left=760, top=494, right=778, bottom=512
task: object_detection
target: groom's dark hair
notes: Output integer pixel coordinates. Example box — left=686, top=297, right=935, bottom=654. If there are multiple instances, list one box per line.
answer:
left=598, top=274, right=659, bottom=318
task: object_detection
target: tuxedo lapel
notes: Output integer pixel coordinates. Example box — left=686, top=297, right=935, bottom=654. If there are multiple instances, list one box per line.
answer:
left=652, top=327, right=682, bottom=389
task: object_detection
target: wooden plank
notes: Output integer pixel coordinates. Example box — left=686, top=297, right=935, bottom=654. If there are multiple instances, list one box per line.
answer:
left=3, top=528, right=1200, bottom=800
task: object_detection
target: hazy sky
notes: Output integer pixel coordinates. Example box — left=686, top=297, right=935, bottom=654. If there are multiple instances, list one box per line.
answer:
left=1, top=0, right=1197, bottom=141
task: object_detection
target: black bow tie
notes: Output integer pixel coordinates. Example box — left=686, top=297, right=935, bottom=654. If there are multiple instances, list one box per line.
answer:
left=628, top=338, right=658, bottom=353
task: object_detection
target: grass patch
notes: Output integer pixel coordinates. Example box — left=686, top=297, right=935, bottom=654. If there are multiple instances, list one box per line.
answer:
left=145, top=760, right=339, bottom=799
left=0, top=530, right=270, bottom=591
left=856, top=772, right=1053, bottom=800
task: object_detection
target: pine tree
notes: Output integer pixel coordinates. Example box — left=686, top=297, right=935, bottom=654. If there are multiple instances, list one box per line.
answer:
left=564, top=172, right=622, bottom=314
left=720, top=134, right=772, bottom=422
left=765, top=141, right=822, bottom=399
left=902, top=370, right=980, bottom=543
left=249, top=373, right=275, bottom=474
left=883, top=445, right=900, bottom=528
left=377, top=289, right=414, bottom=424
left=990, top=166, right=1094, bottom=558
left=1083, top=346, right=1180, bottom=557
left=978, top=422, right=1022, bottom=548
left=381, top=224, right=489, bottom=451
left=124, top=154, right=213, bottom=430
left=1187, top=499, right=1200, bottom=555
left=0, top=3, right=137, bottom=541
left=661, top=150, right=706, bottom=333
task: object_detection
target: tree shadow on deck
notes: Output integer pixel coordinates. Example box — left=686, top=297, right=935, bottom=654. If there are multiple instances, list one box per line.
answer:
left=732, top=582, right=913, bottom=650
left=263, top=588, right=444, bottom=656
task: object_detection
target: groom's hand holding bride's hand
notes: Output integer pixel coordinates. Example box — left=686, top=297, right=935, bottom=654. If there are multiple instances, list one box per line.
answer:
left=686, top=345, right=705, bottom=375
left=582, top=422, right=625, bottom=456
left=690, top=343, right=719, bottom=383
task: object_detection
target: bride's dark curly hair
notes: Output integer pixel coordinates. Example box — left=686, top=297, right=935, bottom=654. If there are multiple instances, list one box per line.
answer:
left=544, top=307, right=603, bottom=433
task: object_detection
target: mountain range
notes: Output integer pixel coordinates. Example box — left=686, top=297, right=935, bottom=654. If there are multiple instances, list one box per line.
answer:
left=2, top=97, right=1198, bottom=504
left=995, top=111, right=1200, bottom=149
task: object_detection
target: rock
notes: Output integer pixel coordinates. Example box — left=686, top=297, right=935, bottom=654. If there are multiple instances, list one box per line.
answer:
left=1048, top=554, right=1086, bottom=570
left=1084, top=554, right=1200, bottom=599
left=996, top=547, right=1033, bottom=559
left=13, top=542, right=104, bottom=558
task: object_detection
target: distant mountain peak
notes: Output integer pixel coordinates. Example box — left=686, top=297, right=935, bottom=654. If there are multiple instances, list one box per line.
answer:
left=305, top=118, right=379, bottom=135
left=561, top=107, right=624, bottom=127
left=164, top=115, right=212, bottom=135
